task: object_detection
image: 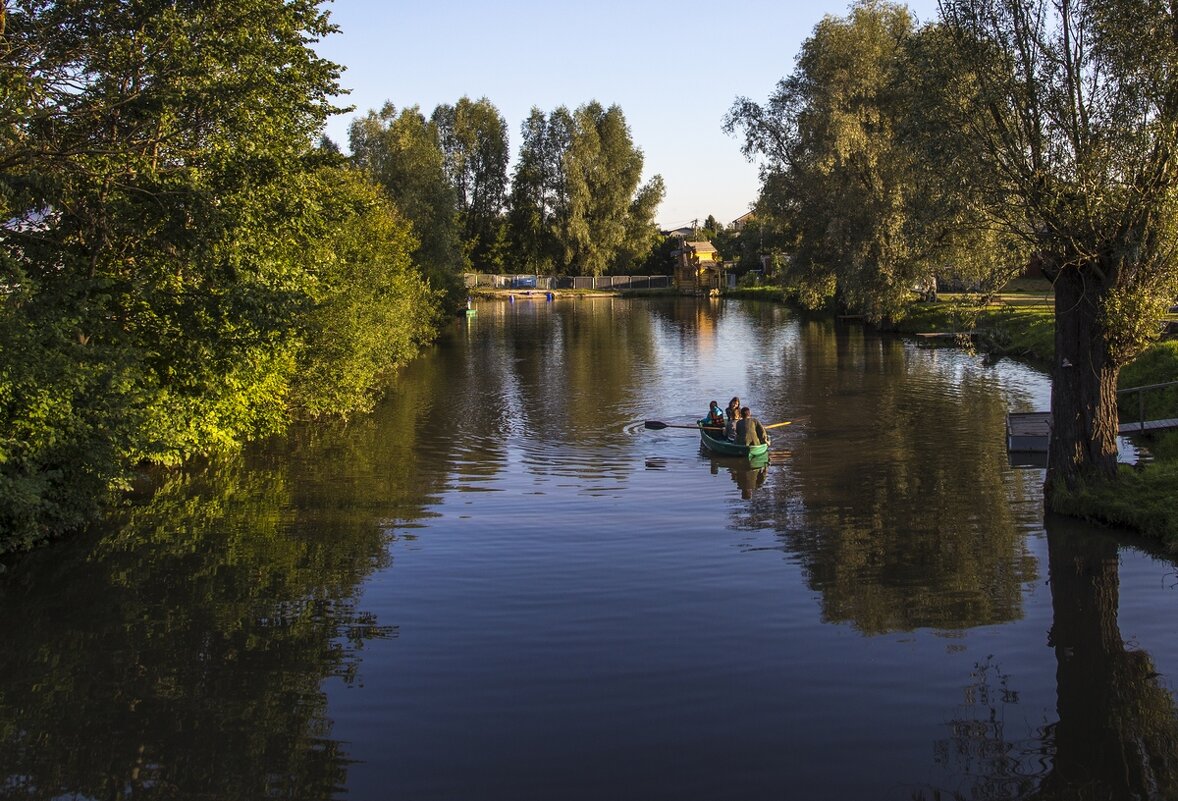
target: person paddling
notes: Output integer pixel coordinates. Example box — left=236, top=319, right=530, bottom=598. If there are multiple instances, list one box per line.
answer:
left=735, top=406, right=767, bottom=447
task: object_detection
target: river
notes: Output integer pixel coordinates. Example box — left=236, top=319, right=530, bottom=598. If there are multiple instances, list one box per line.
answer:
left=1, top=297, right=1176, bottom=800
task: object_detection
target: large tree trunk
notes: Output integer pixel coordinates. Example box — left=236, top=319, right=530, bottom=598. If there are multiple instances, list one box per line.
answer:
left=1040, top=520, right=1178, bottom=799
left=1046, top=266, right=1120, bottom=501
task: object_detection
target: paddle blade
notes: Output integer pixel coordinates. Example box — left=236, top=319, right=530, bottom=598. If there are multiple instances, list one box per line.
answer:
left=644, top=420, right=669, bottom=430
left=765, top=421, right=793, bottom=430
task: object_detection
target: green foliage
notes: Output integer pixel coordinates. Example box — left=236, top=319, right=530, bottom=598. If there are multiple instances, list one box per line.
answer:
left=505, top=108, right=560, bottom=274
left=505, top=103, right=664, bottom=277
left=348, top=103, right=467, bottom=289
left=0, top=315, right=139, bottom=548
left=726, top=2, right=950, bottom=322
left=638, top=233, right=683, bottom=275
left=1121, top=342, right=1178, bottom=388
left=1118, top=341, right=1178, bottom=424
left=0, top=1, right=441, bottom=552
left=722, top=285, right=787, bottom=302
left=289, top=168, right=442, bottom=420
left=431, top=97, right=510, bottom=272
left=937, top=0, right=1178, bottom=484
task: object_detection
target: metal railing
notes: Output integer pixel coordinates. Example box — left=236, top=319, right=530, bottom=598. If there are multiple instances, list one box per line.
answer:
left=1117, top=380, right=1178, bottom=432
left=464, top=274, right=672, bottom=290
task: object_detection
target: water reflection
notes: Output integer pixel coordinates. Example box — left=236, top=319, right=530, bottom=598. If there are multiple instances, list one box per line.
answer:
left=923, top=518, right=1178, bottom=800
left=0, top=381, right=450, bottom=799
left=1039, top=519, right=1178, bottom=799
left=1, top=298, right=1175, bottom=800
left=704, top=451, right=770, bottom=499
left=762, top=320, right=1041, bottom=634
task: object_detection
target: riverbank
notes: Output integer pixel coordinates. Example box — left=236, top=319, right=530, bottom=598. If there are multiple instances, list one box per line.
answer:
left=468, top=287, right=682, bottom=300
left=725, top=281, right=1178, bottom=550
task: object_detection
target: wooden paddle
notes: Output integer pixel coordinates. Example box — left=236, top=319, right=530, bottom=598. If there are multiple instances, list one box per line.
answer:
left=645, top=419, right=793, bottom=431
left=644, top=420, right=723, bottom=430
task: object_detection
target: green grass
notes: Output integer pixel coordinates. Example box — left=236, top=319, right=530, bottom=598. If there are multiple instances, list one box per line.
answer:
left=893, top=301, right=1056, bottom=362
left=1050, top=458, right=1178, bottom=551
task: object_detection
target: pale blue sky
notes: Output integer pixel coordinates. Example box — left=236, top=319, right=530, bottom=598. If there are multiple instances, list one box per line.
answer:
left=315, top=0, right=941, bottom=229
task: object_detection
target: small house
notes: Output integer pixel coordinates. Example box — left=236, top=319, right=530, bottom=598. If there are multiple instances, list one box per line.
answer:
left=673, top=240, right=723, bottom=294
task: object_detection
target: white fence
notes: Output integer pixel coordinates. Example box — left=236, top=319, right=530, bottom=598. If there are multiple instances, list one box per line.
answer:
left=464, top=274, right=673, bottom=290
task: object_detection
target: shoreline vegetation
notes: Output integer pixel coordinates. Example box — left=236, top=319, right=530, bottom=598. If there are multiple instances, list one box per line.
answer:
left=6, top=1, right=1175, bottom=559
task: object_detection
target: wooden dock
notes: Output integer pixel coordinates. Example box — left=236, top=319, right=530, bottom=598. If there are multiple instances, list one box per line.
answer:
left=1007, top=412, right=1052, bottom=452
left=1006, top=411, right=1178, bottom=452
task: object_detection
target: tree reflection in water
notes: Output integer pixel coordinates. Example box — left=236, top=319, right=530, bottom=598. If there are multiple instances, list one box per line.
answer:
left=0, top=378, right=450, bottom=800
left=920, top=519, right=1178, bottom=800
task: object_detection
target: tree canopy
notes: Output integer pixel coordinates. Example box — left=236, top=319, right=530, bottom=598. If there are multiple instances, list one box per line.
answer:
left=726, top=0, right=1020, bottom=320
left=728, top=0, right=1178, bottom=496
left=431, top=97, right=511, bottom=273
left=1, top=0, right=439, bottom=550
left=507, top=103, right=664, bottom=276
left=348, top=103, right=465, bottom=292
left=937, top=0, right=1178, bottom=490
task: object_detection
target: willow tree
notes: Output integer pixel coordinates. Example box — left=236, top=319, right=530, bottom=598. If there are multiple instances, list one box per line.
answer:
left=938, top=0, right=1178, bottom=496
left=725, top=1, right=937, bottom=318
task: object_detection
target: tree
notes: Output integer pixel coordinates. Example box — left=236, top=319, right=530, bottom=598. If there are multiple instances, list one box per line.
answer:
left=612, top=174, right=666, bottom=273
left=726, top=1, right=926, bottom=319
left=348, top=103, right=465, bottom=292
left=725, top=1, right=1019, bottom=318
left=506, top=108, right=560, bottom=273
left=561, top=102, right=651, bottom=276
left=699, top=214, right=723, bottom=241
left=937, top=0, right=1178, bottom=495
left=0, top=0, right=349, bottom=547
left=288, top=166, right=441, bottom=420
left=431, top=97, right=510, bottom=272
left=505, top=103, right=663, bottom=276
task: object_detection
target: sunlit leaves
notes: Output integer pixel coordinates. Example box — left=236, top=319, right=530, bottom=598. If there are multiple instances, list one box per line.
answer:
left=0, top=0, right=440, bottom=549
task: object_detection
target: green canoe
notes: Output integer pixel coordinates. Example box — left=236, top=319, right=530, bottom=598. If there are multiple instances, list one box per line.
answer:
left=697, top=420, right=770, bottom=458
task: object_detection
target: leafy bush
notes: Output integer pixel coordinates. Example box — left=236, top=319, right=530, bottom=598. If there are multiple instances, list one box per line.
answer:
left=288, top=168, right=442, bottom=420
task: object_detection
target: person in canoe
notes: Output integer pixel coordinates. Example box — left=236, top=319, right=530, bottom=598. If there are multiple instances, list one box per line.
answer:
left=724, top=397, right=742, bottom=440
left=704, top=400, right=725, bottom=430
left=736, top=406, right=767, bottom=447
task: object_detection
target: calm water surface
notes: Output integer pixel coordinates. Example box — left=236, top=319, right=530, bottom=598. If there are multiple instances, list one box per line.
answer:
left=2, top=297, right=1176, bottom=800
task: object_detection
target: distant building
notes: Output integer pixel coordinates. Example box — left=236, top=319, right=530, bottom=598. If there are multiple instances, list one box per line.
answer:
left=673, top=240, right=723, bottom=294
left=730, top=211, right=756, bottom=232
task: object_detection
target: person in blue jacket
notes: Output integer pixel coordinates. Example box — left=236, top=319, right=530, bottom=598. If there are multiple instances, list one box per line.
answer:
left=704, top=400, right=725, bottom=430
